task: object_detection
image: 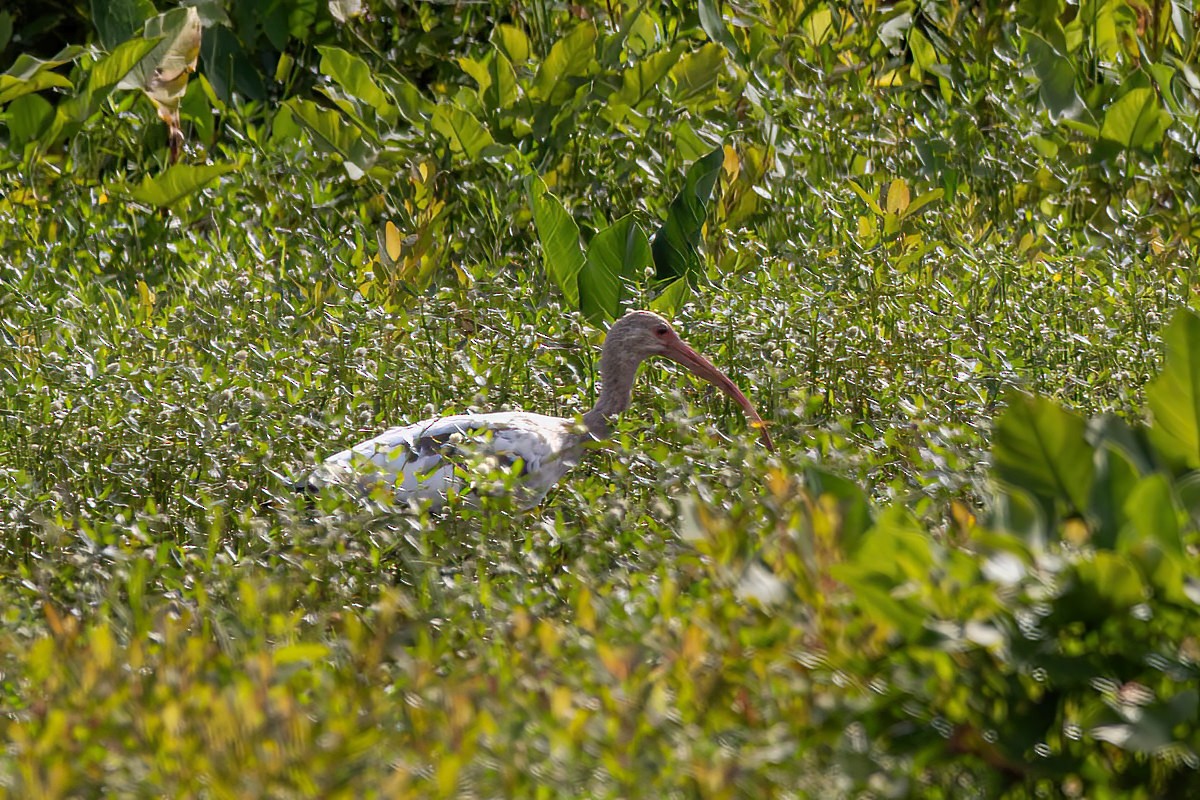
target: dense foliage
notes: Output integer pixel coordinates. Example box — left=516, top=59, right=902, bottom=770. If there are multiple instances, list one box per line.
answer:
left=1, top=0, right=1198, bottom=796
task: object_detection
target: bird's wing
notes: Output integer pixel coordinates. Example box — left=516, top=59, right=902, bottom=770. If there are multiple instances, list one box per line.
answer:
left=307, top=413, right=578, bottom=507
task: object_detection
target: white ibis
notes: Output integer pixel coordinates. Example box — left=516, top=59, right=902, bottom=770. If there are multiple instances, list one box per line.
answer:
left=301, top=310, right=774, bottom=509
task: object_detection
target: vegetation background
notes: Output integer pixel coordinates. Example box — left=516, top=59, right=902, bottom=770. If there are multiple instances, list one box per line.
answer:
left=1, top=0, right=1198, bottom=796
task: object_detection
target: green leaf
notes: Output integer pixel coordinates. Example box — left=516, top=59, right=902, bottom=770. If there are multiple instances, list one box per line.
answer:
left=1088, top=441, right=1139, bottom=550
left=430, top=104, right=494, bottom=159
left=993, top=390, right=1095, bottom=514
left=376, top=73, right=434, bottom=125
left=200, top=24, right=267, bottom=103
left=61, top=36, right=162, bottom=124
left=1147, top=308, right=1200, bottom=469
left=285, top=97, right=377, bottom=179
left=0, top=49, right=82, bottom=105
left=669, top=43, right=725, bottom=102
left=461, top=51, right=520, bottom=111
left=1099, top=88, right=1172, bottom=152
left=698, top=0, right=745, bottom=65
left=90, top=36, right=161, bottom=97
left=651, top=146, right=724, bottom=282
left=908, top=27, right=937, bottom=80
left=610, top=46, right=683, bottom=108
left=492, top=23, right=530, bottom=64
left=5, top=93, right=54, bottom=148
left=1118, top=474, right=1184, bottom=558
left=1024, top=29, right=1085, bottom=123
left=531, top=23, right=596, bottom=105
left=846, top=179, right=884, bottom=216
left=579, top=215, right=651, bottom=325
left=650, top=276, right=690, bottom=317
left=91, top=0, right=156, bottom=50
left=526, top=175, right=585, bottom=309
left=317, top=45, right=397, bottom=126
left=127, top=163, right=236, bottom=208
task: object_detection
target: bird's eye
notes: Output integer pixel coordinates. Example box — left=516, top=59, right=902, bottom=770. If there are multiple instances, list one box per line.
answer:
left=655, top=326, right=669, bottom=337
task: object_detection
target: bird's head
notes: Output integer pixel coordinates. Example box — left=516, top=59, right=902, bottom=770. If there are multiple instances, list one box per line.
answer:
left=603, top=310, right=775, bottom=452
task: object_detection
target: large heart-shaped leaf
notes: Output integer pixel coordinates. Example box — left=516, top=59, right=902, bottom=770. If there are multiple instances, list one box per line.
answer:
left=579, top=215, right=651, bottom=324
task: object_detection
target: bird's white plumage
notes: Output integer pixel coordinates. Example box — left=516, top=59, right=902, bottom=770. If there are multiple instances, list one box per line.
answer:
left=306, top=412, right=587, bottom=509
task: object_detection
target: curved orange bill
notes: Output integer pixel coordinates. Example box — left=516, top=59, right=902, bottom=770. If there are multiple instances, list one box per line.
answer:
left=663, top=336, right=776, bottom=453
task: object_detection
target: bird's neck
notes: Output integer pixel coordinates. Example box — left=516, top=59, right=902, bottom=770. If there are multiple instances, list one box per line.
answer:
left=582, top=348, right=639, bottom=438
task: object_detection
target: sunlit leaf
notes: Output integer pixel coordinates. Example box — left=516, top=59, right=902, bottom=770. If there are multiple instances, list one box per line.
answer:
left=127, top=162, right=236, bottom=207
left=0, top=49, right=81, bottom=105
left=317, top=45, right=397, bottom=126
left=430, top=104, right=494, bottom=158
left=1099, top=88, right=1172, bottom=152
left=531, top=23, right=596, bottom=105
left=526, top=175, right=584, bottom=308
left=610, top=46, right=683, bottom=108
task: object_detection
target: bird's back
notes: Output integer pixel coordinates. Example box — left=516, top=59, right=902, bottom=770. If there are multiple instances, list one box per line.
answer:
left=302, top=411, right=585, bottom=509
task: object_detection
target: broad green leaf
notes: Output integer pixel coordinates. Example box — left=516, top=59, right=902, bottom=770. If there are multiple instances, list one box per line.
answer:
left=430, top=105, right=494, bottom=159
left=1024, top=29, right=1085, bottom=123
left=1099, top=88, right=1172, bottom=152
left=285, top=98, right=377, bottom=178
left=1147, top=308, right=1200, bottom=469
left=669, top=43, right=725, bottom=102
left=579, top=215, right=651, bottom=324
left=0, top=49, right=81, bottom=105
left=531, top=23, right=596, bottom=105
left=1118, top=474, right=1184, bottom=558
left=200, top=24, right=267, bottom=103
left=127, top=162, right=236, bottom=208
left=526, top=176, right=584, bottom=308
left=650, top=276, right=690, bottom=317
left=286, top=98, right=360, bottom=155
left=59, top=36, right=162, bottom=124
left=317, top=45, right=397, bottom=126
left=90, top=36, right=161, bottom=97
left=885, top=178, right=910, bottom=214
left=460, top=51, right=520, bottom=111
left=610, top=46, right=682, bottom=108
left=651, top=146, right=724, bottom=282
left=908, top=27, right=937, bottom=80
left=5, top=93, right=54, bottom=148
left=1087, top=440, right=1139, bottom=550
left=376, top=73, right=434, bottom=125
left=993, top=390, right=1094, bottom=514
left=698, top=0, right=745, bottom=65
left=492, top=24, right=530, bottom=64
left=846, top=179, right=884, bottom=216
left=91, top=0, right=156, bottom=50
left=901, top=187, right=944, bottom=218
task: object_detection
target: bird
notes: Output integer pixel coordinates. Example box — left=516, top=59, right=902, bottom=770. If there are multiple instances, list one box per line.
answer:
left=299, top=310, right=774, bottom=509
